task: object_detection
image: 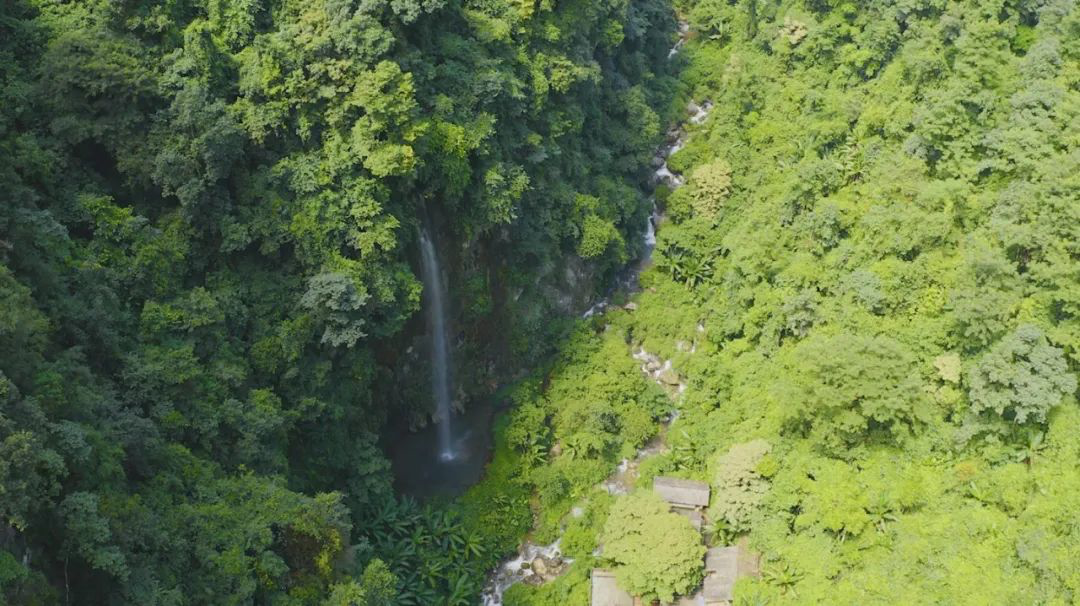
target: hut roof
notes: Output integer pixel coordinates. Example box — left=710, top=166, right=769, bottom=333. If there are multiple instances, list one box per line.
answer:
left=591, top=569, right=634, bottom=606
left=653, top=476, right=711, bottom=508
left=675, top=508, right=704, bottom=530
left=735, top=538, right=761, bottom=578
left=703, top=547, right=739, bottom=602
left=705, top=546, right=738, bottom=574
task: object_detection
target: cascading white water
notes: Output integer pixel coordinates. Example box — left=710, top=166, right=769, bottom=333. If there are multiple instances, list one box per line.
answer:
left=480, top=540, right=569, bottom=606
left=418, top=229, right=456, bottom=462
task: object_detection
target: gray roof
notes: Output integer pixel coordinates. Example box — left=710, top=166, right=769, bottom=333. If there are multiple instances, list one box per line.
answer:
left=653, top=476, right=710, bottom=508
left=703, top=573, right=733, bottom=603
left=591, top=569, right=634, bottom=606
left=704, top=547, right=739, bottom=602
left=705, top=546, right=738, bottom=574
left=703, top=545, right=761, bottom=603
left=674, top=508, right=703, bottom=530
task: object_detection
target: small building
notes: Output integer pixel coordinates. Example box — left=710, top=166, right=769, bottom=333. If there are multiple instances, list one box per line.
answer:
left=702, top=543, right=761, bottom=604
left=591, top=569, right=634, bottom=606
left=678, top=508, right=704, bottom=531
left=653, top=476, right=710, bottom=510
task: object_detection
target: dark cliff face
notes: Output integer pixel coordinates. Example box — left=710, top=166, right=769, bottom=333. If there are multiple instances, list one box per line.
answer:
left=378, top=219, right=607, bottom=430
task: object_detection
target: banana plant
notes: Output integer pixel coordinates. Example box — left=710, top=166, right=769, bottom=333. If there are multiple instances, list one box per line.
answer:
left=1014, top=429, right=1046, bottom=468
left=702, top=517, right=734, bottom=546
left=445, top=573, right=477, bottom=606
left=420, top=557, right=448, bottom=588
left=762, top=561, right=803, bottom=595
left=461, top=533, right=486, bottom=559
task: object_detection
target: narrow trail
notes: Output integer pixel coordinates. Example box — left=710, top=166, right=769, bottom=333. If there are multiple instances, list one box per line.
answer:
left=479, top=20, right=712, bottom=603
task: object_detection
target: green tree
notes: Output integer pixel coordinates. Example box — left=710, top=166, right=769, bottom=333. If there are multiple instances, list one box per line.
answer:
left=709, top=440, right=772, bottom=535
left=687, top=159, right=733, bottom=221
left=776, top=334, right=931, bottom=452
left=324, top=559, right=397, bottom=606
left=967, top=325, right=1076, bottom=425
left=299, top=273, right=372, bottom=348
left=600, top=491, right=705, bottom=603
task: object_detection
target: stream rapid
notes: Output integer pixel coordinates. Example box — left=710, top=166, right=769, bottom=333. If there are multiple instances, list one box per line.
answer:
left=480, top=19, right=710, bottom=604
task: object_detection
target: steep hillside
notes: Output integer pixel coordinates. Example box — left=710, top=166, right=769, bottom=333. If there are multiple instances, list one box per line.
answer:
left=493, top=1, right=1080, bottom=604
left=2, top=0, right=1078, bottom=604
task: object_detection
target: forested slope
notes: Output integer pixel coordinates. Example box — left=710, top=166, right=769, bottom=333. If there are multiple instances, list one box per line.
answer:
left=4, top=0, right=1079, bottom=604
left=493, top=0, right=1080, bottom=604
left=0, top=0, right=676, bottom=602
left=658, top=0, right=1080, bottom=600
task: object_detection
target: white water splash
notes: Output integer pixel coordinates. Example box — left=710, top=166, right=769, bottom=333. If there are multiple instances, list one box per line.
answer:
left=668, top=20, right=691, bottom=58
left=689, top=100, right=713, bottom=125
left=645, top=209, right=658, bottom=247
left=481, top=540, right=571, bottom=606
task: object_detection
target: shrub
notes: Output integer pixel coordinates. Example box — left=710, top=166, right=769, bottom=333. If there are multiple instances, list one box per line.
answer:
left=687, top=159, right=733, bottom=221
left=967, top=325, right=1076, bottom=425
left=710, top=440, right=772, bottom=534
left=600, top=491, right=705, bottom=603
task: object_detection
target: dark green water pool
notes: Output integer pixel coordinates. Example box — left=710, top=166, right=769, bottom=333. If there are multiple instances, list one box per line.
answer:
left=387, top=398, right=500, bottom=499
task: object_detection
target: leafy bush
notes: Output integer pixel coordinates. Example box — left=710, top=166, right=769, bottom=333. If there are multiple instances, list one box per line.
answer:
left=775, top=333, right=931, bottom=452
left=600, top=491, right=705, bottom=603
left=686, top=159, right=733, bottom=221
left=709, top=440, right=772, bottom=535
left=967, top=325, right=1076, bottom=425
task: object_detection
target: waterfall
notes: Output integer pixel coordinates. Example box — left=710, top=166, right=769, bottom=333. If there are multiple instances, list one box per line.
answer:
left=418, top=228, right=456, bottom=462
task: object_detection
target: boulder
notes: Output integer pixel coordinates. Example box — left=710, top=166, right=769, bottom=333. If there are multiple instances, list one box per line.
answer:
left=543, top=557, right=568, bottom=581
left=528, top=556, right=568, bottom=583
left=522, top=573, right=544, bottom=586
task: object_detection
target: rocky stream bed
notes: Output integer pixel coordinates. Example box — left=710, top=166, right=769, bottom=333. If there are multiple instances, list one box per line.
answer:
left=479, top=25, right=711, bottom=601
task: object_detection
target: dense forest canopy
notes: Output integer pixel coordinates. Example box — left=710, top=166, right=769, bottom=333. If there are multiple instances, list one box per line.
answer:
left=0, top=0, right=676, bottom=602
left=495, top=0, right=1080, bottom=604
left=2, top=0, right=1079, bottom=604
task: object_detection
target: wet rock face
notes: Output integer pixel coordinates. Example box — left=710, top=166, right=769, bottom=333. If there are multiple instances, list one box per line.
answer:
left=633, top=347, right=687, bottom=393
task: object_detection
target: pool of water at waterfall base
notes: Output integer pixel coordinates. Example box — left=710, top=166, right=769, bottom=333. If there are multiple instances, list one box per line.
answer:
left=387, top=397, right=501, bottom=499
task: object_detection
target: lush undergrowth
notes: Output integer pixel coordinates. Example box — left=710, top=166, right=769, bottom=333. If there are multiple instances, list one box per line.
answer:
left=494, top=0, right=1080, bottom=604
left=4, top=0, right=1078, bottom=603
